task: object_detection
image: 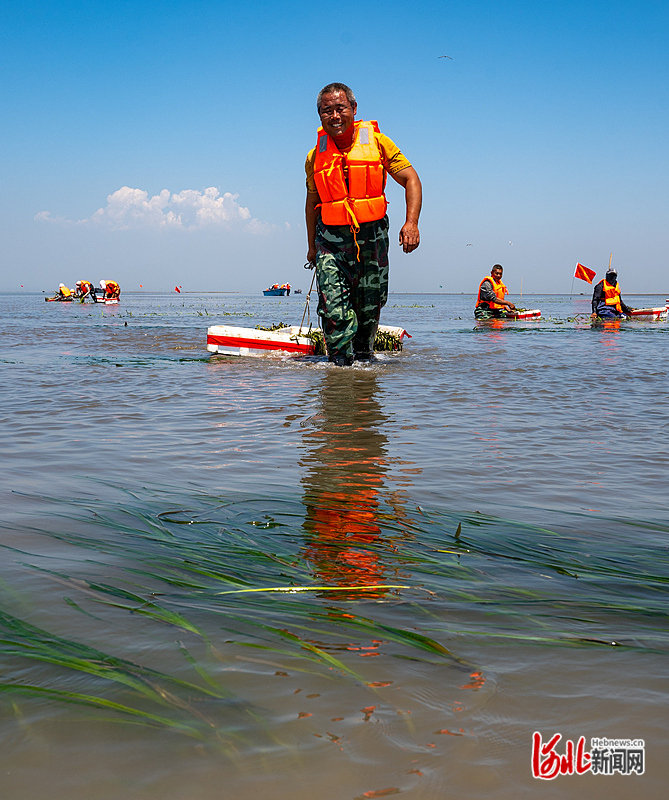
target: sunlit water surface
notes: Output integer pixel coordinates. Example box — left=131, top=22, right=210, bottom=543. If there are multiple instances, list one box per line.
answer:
left=1, top=291, right=668, bottom=799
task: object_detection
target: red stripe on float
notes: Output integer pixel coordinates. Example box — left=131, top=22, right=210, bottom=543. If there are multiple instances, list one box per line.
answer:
left=207, top=334, right=315, bottom=354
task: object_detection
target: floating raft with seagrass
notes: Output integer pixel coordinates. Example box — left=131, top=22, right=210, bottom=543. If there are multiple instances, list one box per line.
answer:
left=206, top=324, right=410, bottom=357
left=507, top=309, right=541, bottom=319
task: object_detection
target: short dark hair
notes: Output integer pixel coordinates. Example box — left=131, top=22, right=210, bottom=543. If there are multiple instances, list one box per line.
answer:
left=317, top=83, right=356, bottom=112
left=492, top=264, right=503, bottom=271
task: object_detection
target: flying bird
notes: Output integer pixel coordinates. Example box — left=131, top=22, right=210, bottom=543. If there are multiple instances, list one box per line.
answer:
left=439, top=55, right=453, bottom=60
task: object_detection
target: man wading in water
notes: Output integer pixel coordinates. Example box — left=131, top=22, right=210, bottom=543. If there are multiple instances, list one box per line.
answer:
left=475, top=264, right=517, bottom=319
left=305, top=82, right=422, bottom=365
left=591, top=268, right=634, bottom=319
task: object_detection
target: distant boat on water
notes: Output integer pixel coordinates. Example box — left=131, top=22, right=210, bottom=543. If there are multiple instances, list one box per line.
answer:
left=263, top=287, right=287, bottom=296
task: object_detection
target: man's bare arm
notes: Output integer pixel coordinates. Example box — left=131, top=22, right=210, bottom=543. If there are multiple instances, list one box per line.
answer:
left=389, top=166, right=422, bottom=253
left=305, top=190, right=320, bottom=264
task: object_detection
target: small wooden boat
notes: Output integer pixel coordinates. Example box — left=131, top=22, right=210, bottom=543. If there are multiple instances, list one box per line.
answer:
left=263, top=287, right=287, bottom=297
left=207, top=324, right=409, bottom=358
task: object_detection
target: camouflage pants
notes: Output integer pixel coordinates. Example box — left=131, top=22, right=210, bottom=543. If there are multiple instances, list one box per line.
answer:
left=315, top=216, right=389, bottom=363
left=474, top=306, right=508, bottom=319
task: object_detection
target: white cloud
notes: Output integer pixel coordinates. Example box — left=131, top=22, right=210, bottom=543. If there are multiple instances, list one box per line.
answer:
left=34, top=210, right=72, bottom=225
left=35, top=186, right=273, bottom=232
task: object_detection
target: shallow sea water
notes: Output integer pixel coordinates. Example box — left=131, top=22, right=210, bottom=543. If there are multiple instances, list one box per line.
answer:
left=1, top=291, right=668, bottom=799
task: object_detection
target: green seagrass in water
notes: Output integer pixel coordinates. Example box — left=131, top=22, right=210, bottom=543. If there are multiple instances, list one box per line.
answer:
left=256, top=324, right=403, bottom=355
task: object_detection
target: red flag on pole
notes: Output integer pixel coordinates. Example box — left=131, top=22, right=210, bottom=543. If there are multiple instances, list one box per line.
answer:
left=174, top=286, right=181, bottom=293
left=574, top=263, right=596, bottom=284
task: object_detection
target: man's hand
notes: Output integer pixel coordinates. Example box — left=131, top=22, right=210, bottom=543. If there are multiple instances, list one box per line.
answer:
left=306, top=245, right=317, bottom=264
left=399, top=222, right=420, bottom=253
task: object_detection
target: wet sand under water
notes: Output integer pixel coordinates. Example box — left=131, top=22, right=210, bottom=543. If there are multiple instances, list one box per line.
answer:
left=1, top=292, right=668, bottom=799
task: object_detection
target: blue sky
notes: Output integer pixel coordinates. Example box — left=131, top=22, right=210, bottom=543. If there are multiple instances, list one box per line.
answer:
left=2, top=0, right=668, bottom=293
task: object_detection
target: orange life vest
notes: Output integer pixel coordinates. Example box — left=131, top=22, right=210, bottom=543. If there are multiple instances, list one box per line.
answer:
left=78, top=280, right=93, bottom=295
left=477, top=275, right=508, bottom=309
left=313, top=120, right=387, bottom=228
left=59, top=285, right=72, bottom=298
left=104, top=281, right=120, bottom=298
left=602, top=280, right=622, bottom=313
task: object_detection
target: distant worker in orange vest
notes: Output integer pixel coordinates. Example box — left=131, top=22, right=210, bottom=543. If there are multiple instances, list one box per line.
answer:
left=56, top=283, right=72, bottom=300
left=475, top=264, right=516, bottom=319
left=74, top=280, right=93, bottom=299
left=100, top=280, right=121, bottom=299
left=591, top=268, right=634, bottom=319
left=305, top=82, right=422, bottom=365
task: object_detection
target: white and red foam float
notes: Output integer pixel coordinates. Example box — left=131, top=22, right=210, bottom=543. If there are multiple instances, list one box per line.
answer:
left=206, top=324, right=410, bottom=357
left=507, top=309, right=541, bottom=320
left=628, top=306, right=669, bottom=319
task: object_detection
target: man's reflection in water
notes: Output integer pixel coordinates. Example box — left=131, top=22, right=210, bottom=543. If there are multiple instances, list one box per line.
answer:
left=300, top=369, right=405, bottom=598
left=475, top=317, right=508, bottom=342
left=592, top=319, right=623, bottom=352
